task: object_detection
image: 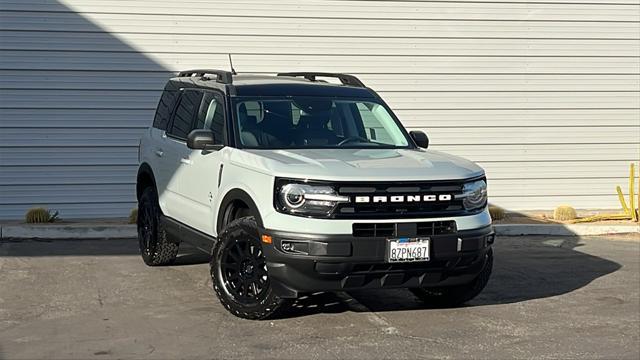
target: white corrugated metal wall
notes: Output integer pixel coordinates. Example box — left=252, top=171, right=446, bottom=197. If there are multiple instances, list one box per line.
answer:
left=0, top=0, right=639, bottom=219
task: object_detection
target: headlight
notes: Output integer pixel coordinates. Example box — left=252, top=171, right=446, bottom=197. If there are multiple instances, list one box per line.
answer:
left=461, top=179, right=487, bottom=210
left=276, top=182, right=349, bottom=217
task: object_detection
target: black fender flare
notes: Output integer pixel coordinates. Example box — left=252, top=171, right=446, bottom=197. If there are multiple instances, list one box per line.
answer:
left=136, top=163, right=158, bottom=200
left=216, top=189, right=264, bottom=234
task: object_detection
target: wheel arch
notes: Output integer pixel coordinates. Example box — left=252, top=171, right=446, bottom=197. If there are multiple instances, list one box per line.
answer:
left=136, top=163, right=157, bottom=201
left=216, top=188, right=264, bottom=234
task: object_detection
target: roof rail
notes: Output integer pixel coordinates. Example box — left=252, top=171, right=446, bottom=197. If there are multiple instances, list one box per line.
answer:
left=277, top=72, right=365, bottom=88
left=177, top=69, right=233, bottom=84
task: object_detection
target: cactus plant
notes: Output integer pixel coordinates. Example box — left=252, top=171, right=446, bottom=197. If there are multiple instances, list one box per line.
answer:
left=488, top=204, right=506, bottom=220
left=25, top=207, right=59, bottom=223
left=553, top=205, right=577, bottom=221
left=129, top=208, right=138, bottom=224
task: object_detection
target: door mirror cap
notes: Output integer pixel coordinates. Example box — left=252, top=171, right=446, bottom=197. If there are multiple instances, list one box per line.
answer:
left=187, top=129, right=223, bottom=150
left=409, top=131, right=429, bottom=148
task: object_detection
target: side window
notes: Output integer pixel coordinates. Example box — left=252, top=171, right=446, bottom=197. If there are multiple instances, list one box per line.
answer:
left=195, top=92, right=225, bottom=144
left=152, top=89, right=178, bottom=130
left=167, top=89, right=202, bottom=139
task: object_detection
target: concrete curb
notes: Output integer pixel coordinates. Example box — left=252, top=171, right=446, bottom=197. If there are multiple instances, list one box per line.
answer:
left=0, top=223, right=638, bottom=240
left=0, top=224, right=137, bottom=240
left=494, top=224, right=639, bottom=237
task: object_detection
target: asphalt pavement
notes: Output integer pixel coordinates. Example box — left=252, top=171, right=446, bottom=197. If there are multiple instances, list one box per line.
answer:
left=0, top=235, right=638, bottom=359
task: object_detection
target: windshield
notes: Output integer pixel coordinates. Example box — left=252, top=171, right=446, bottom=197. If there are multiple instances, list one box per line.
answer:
left=233, top=97, right=412, bottom=149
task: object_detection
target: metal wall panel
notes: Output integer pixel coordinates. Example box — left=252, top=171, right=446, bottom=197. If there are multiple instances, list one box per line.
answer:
left=0, top=0, right=638, bottom=219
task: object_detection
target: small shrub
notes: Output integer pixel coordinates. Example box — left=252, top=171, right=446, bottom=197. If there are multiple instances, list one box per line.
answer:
left=25, top=207, right=59, bottom=223
left=488, top=204, right=506, bottom=220
left=553, top=205, right=577, bottom=221
left=129, top=208, right=138, bottom=224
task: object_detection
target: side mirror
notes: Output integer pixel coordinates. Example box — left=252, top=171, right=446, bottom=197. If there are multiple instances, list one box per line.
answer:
left=187, top=129, right=223, bottom=150
left=409, top=131, right=429, bottom=148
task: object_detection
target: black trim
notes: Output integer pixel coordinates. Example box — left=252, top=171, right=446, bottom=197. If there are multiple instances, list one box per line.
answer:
left=178, top=69, right=233, bottom=84
left=276, top=72, right=365, bottom=88
left=216, top=189, right=264, bottom=233
left=261, top=225, right=494, bottom=297
left=161, top=215, right=217, bottom=255
left=136, top=163, right=157, bottom=200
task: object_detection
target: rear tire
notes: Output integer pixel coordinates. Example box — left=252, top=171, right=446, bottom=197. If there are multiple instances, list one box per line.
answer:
left=137, top=187, right=179, bottom=266
left=211, top=216, right=290, bottom=320
left=410, top=248, right=493, bottom=307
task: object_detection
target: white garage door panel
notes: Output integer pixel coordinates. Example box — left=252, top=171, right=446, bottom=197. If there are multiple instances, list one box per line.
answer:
left=1, top=184, right=134, bottom=204
left=414, top=127, right=639, bottom=145
left=3, top=0, right=637, bottom=22
left=489, top=195, right=626, bottom=211
left=3, top=13, right=639, bottom=40
left=0, top=165, right=137, bottom=185
left=0, top=147, right=139, bottom=166
left=2, top=51, right=638, bottom=74
left=0, top=203, right=135, bottom=219
left=489, top=178, right=629, bottom=197
left=398, top=109, right=640, bottom=127
left=381, top=91, right=640, bottom=110
left=0, top=89, right=159, bottom=109
left=5, top=32, right=640, bottom=57
left=0, top=128, right=145, bottom=147
left=0, top=70, right=171, bottom=90
left=0, top=109, right=154, bottom=128
left=436, top=144, right=640, bottom=162
left=480, top=161, right=633, bottom=179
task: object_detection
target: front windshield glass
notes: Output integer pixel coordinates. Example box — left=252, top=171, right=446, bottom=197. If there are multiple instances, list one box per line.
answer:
left=234, top=97, right=411, bottom=149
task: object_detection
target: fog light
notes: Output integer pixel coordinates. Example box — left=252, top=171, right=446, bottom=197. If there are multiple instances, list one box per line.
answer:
left=281, top=240, right=309, bottom=255
left=486, top=234, right=495, bottom=245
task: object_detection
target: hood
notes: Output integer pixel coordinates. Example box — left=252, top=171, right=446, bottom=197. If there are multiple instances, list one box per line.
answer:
left=230, top=148, right=484, bottom=181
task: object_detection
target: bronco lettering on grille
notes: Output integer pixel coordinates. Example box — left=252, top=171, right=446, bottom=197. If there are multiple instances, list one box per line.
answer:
left=354, top=194, right=452, bottom=203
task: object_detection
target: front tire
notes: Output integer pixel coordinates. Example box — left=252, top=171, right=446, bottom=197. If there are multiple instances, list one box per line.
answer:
left=137, top=187, right=179, bottom=266
left=211, top=216, right=289, bottom=320
left=410, top=248, right=493, bottom=307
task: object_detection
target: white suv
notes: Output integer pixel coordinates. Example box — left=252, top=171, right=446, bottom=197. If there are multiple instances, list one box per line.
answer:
left=137, top=70, right=494, bottom=319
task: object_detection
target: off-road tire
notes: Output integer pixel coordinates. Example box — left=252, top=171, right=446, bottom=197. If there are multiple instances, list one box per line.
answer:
left=137, top=187, right=179, bottom=266
left=410, top=248, right=493, bottom=307
left=211, top=216, right=290, bottom=320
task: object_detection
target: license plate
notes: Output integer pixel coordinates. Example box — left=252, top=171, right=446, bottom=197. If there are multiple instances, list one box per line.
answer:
left=386, top=237, right=430, bottom=263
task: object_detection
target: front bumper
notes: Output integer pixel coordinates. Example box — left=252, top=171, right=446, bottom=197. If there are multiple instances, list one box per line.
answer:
left=262, top=225, right=495, bottom=298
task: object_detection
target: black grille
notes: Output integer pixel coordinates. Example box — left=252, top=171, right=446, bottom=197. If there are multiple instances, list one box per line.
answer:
left=352, top=220, right=456, bottom=237
left=334, top=179, right=479, bottom=219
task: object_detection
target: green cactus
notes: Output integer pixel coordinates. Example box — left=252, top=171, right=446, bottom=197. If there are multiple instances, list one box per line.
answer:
left=25, top=207, right=59, bottom=223
left=129, top=208, right=138, bottom=224
left=553, top=205, right=577, bottom=221
left=488, top=204, right=506, bottom=220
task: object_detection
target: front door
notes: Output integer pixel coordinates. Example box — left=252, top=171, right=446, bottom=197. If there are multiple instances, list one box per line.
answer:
left=178, top=91, right=227, bottom=234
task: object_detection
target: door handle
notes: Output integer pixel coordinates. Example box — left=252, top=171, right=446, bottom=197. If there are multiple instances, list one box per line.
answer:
left=180, top=157, right=192, bottom=165
left=154, top=150, right=164, bottom=157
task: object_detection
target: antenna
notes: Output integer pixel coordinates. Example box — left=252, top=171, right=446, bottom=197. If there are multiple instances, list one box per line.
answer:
left=228, top=54, right=237, bottom=75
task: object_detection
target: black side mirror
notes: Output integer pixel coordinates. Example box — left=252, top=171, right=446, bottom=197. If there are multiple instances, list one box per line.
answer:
left=187, top=129, right=223, bottom=150
left=409, top=131, right=429, bottom=148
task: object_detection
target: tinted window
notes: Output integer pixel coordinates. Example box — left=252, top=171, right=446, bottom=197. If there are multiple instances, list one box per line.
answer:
left=168, top=90, right=202, bottom=139
left=195, top=92, right=225, bottom=144
left=234, top=97, right=410, bottom=149
left=152, top=89, right=178, bottom=130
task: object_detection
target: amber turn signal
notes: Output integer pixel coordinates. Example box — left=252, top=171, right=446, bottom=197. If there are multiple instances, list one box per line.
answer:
left=261, top=234, right=272, bottom=244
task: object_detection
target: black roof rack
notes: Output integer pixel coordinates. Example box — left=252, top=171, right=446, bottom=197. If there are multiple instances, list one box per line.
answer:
left=177, top=69, right=233, bottom=84
left=277, top=72, right=365, bottom=88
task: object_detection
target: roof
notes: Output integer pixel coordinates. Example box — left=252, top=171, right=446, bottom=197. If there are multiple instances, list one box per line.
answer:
left=170, top=73, right=376, bottom=99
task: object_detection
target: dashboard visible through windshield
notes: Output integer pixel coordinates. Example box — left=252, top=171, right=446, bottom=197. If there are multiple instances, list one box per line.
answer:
left=233, top=97, right=412, bottom=149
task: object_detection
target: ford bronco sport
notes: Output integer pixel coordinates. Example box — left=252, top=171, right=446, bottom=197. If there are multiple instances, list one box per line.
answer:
left=136, top=70, right=494, bottom=319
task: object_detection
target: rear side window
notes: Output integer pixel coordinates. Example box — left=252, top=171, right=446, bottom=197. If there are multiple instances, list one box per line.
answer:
left=167, top=90, right=203, bottom=139
left=152, top=89, right=178, bottom=130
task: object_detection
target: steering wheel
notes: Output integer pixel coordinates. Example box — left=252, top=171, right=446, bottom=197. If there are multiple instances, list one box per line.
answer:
left=337, top=136, right=368, bottom=146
